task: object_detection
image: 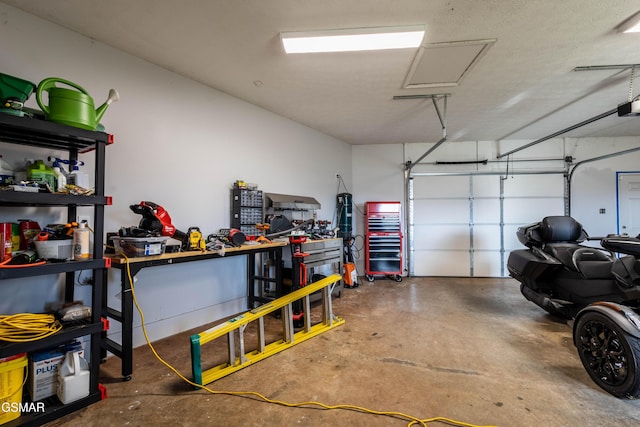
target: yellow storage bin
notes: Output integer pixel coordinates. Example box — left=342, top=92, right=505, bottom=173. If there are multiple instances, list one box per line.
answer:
left=0, top=353, right=27, bottom=425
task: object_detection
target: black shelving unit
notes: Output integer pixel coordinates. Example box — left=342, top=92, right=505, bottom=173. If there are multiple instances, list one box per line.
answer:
left=0, top=113, right=111, bottom=426
left=230, top=187, right=263, bottom=236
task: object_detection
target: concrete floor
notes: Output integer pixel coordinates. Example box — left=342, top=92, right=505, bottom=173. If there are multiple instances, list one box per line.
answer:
left=45, top=276, right=640, bottom=427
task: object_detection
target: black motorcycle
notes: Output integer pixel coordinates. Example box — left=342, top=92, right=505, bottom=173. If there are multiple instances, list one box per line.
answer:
left=507, top=215, right=640, bottom=398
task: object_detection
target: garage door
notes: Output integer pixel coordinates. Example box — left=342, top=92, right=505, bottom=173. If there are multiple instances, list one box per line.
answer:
left=410, top=172, right=565, bottom=277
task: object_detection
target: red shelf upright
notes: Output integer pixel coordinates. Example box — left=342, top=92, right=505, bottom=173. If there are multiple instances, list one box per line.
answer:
left=365, top=201, right=403, bottom=282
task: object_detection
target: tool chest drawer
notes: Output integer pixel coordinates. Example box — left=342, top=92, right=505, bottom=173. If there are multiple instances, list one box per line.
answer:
left=283, top=237, right=342, bottom=268
left=366, top=217, right=401, bottom=232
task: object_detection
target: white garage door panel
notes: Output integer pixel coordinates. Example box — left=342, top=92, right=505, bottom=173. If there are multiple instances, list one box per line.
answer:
left=502, top=252, right=512, bottom=272
left=411, top=172, right=565, bottom=277
left=414, top=224, right=469, bottom=250
left=474, top=199, right=500, bottom=222
left=473, top=225, right=501, bottom=250
left=413, top=250, right=470, bottom=276
left=503, top=175, right=564, bottom=197
left=504, top=224, right=527, bottom=250
left=474, top=251, right=503, bottom=277
left=473, top=175, right=501, bottom=197
left=413, top=176, right=469, bottom=197
left=503, top=198, right=565, bottom=223
left=414, top=198, right=469, bottom=223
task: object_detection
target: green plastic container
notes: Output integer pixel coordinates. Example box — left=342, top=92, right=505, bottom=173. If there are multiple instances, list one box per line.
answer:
left=0, top=73, right=36, bottom=116
left=0, top=73, right=36, bottom=104
left=27, top=160, right=56, bottom=189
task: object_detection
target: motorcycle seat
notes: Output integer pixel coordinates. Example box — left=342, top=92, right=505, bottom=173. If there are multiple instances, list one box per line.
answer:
left=540, top=216, right=587, bottom=242
left=542, top=244, right=613, bottom=278
left=538, top=216, right=613, bottom=278
left=571, top=247, right=614, bottom=279
left=543, top=243, right=584, bottom=269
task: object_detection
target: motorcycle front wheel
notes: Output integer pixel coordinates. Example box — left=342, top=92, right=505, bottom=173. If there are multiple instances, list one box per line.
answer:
left=574, top=311, right=640, bottom=398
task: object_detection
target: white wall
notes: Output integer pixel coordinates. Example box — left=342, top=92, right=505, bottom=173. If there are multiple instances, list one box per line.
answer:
left=568, top=136, right=640, bottom=237
left=0, top=4, right=351, bottom=347
left=351, top=144, right=404, bottom=221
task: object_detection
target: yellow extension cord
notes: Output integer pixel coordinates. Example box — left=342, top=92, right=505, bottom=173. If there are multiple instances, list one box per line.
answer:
left=0, top=313, right=62, bottom=343
left=121, top=253, right=497, bottom=427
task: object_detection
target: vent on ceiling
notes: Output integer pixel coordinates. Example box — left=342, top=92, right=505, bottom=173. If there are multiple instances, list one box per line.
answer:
left=403, top=39, right=496, bottom=89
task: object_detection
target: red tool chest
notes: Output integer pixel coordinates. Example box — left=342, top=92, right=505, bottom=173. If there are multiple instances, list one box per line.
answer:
left=365, top=201, right=403, bottom=282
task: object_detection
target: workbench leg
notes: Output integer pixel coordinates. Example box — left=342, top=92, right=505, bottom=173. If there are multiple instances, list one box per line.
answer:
left=275, top=248, right=283, bottom=298
left=121, top=269, right=134, bottom=381
left=247, top=253, right=255, bottom=310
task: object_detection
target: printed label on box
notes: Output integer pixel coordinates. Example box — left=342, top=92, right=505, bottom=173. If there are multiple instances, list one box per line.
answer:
left=28, top=341, right=83, bottom=402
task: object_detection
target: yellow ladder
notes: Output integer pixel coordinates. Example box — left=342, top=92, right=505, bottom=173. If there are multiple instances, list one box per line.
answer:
left=191, top=273, right=345, bottom=386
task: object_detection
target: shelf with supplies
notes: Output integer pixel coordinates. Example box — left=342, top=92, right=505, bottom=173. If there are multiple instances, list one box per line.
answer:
left=0, top=113, right=113, bottom=151
left=0, top=191, right=111, bottom=207
left=0, top=258, right=110, bottom=280
left=0, top=320, right=104, bottom=359
left=0, top=113, right=111, bottom=426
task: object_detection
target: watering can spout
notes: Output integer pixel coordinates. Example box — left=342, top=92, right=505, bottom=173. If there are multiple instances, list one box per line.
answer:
left=95, top=88, right=120, bottom=123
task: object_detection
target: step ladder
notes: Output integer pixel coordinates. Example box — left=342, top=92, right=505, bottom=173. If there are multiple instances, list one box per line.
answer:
left=191, top=273, right=345, bottom=386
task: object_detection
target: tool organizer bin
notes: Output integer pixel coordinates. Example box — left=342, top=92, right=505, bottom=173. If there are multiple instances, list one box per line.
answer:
left=230, top=187, right=263, bottom=236
left=364, top=201, right=403, bottom=282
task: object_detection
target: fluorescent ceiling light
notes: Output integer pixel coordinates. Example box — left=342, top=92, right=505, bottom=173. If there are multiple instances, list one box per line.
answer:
left=617, top=10, right=640, bottom=33
left=280, top=25, right=425, bottom=54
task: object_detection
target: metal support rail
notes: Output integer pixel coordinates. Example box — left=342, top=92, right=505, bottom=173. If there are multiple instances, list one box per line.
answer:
left=190, top=274, right=344, bottom=386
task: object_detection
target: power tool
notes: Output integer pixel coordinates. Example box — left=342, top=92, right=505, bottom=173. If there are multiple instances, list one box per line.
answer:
left=128, top=201, right=205, bottom=251
left=207, top=228, right=246, bottom=248
left=185, top=227, right=206, bottom=251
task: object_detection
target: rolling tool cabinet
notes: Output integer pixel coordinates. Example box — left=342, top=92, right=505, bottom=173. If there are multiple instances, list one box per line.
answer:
left=283, top=237, right=343, bottom=297
left=365, top=201, right=403, bottom=282
left=0, top=113, right=111, bottom=426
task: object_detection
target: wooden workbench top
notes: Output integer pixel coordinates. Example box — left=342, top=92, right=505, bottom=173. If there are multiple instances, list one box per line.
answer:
left=105, top=240, right=288, bottom=265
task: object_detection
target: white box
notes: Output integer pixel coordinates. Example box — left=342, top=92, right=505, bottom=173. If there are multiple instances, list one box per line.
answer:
left=28, top=341, right=83, bottom=402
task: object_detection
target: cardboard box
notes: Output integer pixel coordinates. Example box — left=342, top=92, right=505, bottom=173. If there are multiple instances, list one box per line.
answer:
left=28, top=341, right=83, bottom=402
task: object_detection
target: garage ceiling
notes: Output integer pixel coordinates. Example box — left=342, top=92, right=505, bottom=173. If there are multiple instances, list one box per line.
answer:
left=4, top=0, right=640, bottom=145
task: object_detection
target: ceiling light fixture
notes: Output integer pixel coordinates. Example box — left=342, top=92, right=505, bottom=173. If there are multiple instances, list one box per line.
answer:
left=280, top=25, right=425, bottom=54
left=617, top=10, right=640, bottom=33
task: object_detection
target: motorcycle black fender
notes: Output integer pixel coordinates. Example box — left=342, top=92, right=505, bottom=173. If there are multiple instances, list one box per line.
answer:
left=573, top=302, right=640, bottom=344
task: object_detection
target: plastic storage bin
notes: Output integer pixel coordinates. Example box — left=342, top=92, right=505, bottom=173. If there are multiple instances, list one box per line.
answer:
left=0, top=353, right=27, bottom=425
left=112, top=236, right=167, bottom=257
left=34, top=239, right=73, bottom=261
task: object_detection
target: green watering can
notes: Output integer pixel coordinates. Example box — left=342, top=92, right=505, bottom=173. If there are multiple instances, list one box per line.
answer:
left=36, top=77, right=119, bottom=130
